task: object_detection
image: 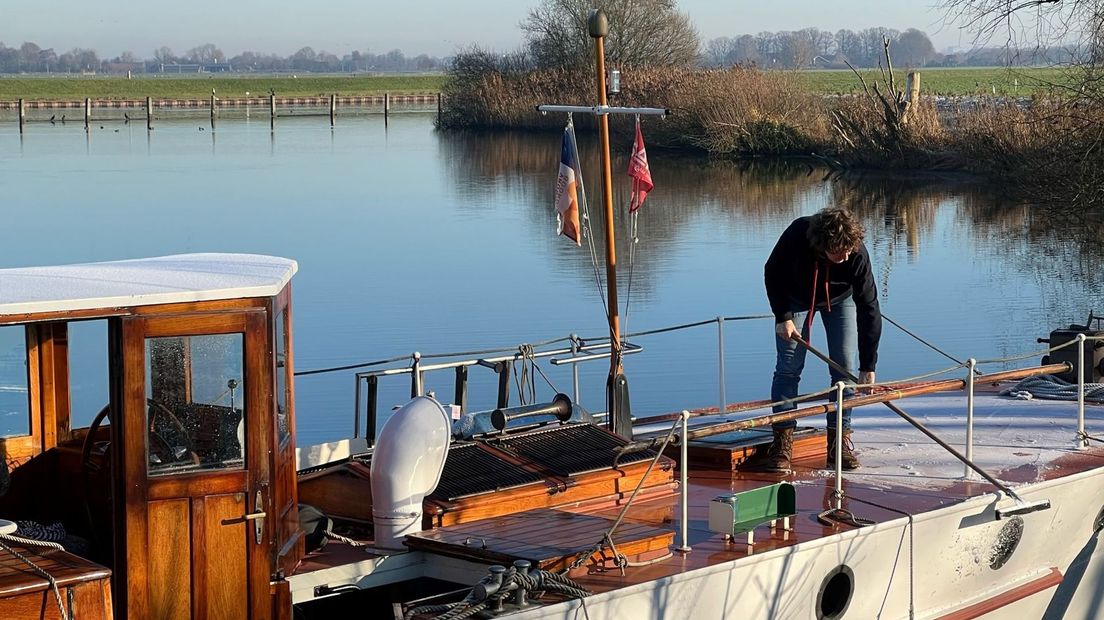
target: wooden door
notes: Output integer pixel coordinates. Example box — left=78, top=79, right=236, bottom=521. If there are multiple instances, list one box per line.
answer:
left=120, top=311, right=273, bottom=620
left=271, top=290, right=303, bottom=578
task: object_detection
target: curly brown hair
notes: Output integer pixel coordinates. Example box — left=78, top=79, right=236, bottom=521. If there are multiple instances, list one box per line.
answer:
left=806, top=208, right=864, bottom=253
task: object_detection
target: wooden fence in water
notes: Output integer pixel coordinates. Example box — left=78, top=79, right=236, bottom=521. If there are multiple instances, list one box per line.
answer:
left=0, top=92, right=443, bottom=131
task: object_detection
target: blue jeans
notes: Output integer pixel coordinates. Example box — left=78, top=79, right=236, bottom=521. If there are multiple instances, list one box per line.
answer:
left=771, top=295, right=857, bottom=431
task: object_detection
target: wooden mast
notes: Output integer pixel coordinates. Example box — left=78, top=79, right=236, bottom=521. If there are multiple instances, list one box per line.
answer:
left=588, top=10, right=631, bottom=437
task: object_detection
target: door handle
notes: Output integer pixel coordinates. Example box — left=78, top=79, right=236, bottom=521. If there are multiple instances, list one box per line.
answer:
left=252, top=489, right=265, bottom=544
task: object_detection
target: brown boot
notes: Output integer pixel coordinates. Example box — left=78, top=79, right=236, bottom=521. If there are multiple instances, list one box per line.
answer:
left=826, top=428, right=860, bottom=470
left=749, top=428, right=793, bottom=473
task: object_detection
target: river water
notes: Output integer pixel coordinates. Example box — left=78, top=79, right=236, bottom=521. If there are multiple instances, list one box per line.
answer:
left=1, top=112, right=1101, bottom=445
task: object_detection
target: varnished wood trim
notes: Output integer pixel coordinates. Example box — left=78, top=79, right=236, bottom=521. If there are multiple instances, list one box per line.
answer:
left=937, top=567, right=1063, bottom=620
left=0, top=435, right=35, bottom=465
left=25, top=326, right=42, bottom=457
left=147, top=470, right=248, bottom=500
left=0, top=297, right=269, bottom=326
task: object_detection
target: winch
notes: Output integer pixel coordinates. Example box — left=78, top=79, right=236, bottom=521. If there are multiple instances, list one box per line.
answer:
left=1039, top=312, right=1104, bottom=383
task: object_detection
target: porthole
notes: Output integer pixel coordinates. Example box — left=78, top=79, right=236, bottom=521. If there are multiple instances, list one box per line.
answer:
left=1094, top=503, right=1104, bottom=534
left=816, top=565, right=854, bottom=619
left=990, top=516, right=1024, bottom=570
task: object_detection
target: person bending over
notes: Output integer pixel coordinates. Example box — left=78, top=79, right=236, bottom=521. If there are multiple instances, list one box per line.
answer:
left=757, top=207, right=881, bottom=473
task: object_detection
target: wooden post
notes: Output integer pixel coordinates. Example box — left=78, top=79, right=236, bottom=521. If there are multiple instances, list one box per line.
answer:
left=270, top=93, right=276, bottom=130
left=210, top=92, right=217, bottom=128
left=330, top=94, right=336, bottom=127
left=84, top=97, right=91, bottom=131
left=436, top=93, right=442, bottom=125
left=384, top=92, right=389, bottom=122
left=903, top=71, right=920, bottom=125
left=146, top=96, right=153, bottom=130
left=18, top=98, right=24, bottom=134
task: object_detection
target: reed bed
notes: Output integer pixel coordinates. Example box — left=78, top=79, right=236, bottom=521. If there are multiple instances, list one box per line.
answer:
left=440, top=61, right=1104, bottom=208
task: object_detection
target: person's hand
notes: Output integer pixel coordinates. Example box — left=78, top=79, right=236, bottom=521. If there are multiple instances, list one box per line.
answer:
left=858, top=370, right=876, bottom=394
left=775, top=320, right=800, bottom=342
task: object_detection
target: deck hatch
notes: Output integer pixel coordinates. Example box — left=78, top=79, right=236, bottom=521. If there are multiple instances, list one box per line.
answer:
left=428, top=443, right=544, bottom=500
left=492, top=424, right=656, bottom=476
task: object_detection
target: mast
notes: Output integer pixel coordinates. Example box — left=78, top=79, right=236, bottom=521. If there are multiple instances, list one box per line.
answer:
left=537, top=11, right=667, bottom=438
left=587, top=10, right=626, bottom=435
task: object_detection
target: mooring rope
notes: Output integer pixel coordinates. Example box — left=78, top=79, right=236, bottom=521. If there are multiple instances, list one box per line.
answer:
left=1000, top=374, right=1104, bottom=403
left=0, top=535, right=70, bottom=620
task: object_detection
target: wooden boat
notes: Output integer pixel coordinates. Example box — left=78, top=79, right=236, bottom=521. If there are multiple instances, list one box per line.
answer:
left=0, top=252, right=1102, bottom=620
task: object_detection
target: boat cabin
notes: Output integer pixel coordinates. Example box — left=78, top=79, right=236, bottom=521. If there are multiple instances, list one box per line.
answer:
left=0, top=254, right=302, bottom=619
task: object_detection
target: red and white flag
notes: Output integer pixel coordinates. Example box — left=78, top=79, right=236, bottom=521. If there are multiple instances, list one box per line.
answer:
left=627, top=118, right=653, bottom=213
left=553, top=125, right=582, bottom=245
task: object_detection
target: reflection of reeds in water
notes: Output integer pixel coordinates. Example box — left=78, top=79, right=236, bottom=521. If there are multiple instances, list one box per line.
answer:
left=438, top=129, right=1104, bottom=302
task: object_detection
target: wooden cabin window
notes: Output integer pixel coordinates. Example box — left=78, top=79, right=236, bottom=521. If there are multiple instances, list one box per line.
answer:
left=69, top=320, right=109, bottom=429
left=145, top=333, right=245, bottom=476
left=276, top=310, right=289, bottom=443
left=0, top=326, right=29, bottom=438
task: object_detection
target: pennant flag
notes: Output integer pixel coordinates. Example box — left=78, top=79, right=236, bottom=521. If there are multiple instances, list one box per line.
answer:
left=553, top=125, right=582, bottom=245
left=627, top=118, right=653, bottom=213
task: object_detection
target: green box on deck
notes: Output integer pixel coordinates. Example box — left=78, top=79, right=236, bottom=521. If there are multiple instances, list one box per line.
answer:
left=708, top=482, right=797, bottom=543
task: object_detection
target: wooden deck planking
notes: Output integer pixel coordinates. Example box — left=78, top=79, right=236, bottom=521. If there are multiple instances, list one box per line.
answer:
left=406, top=509, right=674, bottom=571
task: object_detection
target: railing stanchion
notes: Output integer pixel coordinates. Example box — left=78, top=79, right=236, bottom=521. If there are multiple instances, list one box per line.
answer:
left=411, top=352, right=423, bottom=397
left=965, top=358, right=977, bottom=479
left=454, top=365, right=468, bottom=413
left=354, top=376, right=362, bottom=439
left=677, top=409, right=691, bottom=553
left=717, top=316, right=726, bottom=415
left=570, top=334, right=580, bottom=405
left=834, top=381, right=846, bottom=509
left=1078, top=333, right=1087, bottom=449
left=366, top=375, right=379, bottom=445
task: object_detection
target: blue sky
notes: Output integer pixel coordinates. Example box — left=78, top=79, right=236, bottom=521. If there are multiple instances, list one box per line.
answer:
left=6, top=1, right=969, bottom=58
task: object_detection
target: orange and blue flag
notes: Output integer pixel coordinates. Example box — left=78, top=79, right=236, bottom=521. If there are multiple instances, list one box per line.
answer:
left=554, top=126, right=582, bottom=246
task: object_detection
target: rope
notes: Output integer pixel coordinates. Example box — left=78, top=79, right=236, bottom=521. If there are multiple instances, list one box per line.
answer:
left=883, top=313, right=978, bottom=375
left=846, top=495, right=915, bottom=619
left=324, top=529, right=368, bottom=548
left=999, top=374, right=1104, bottom=403
left=0, top=536, right=70, bottom=620
left=568, top=116, right=612, bottom=330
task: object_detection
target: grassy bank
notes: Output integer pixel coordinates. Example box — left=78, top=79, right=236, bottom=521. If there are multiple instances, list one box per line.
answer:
left=0, top=74, right=446, bottom=100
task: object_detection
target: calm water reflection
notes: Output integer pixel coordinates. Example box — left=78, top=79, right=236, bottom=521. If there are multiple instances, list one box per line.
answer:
left=1, top=113, right=1101, bottom=445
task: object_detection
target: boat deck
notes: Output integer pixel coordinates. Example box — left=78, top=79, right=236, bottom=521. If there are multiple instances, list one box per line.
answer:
left=294, top=388, right=1104, bottom=608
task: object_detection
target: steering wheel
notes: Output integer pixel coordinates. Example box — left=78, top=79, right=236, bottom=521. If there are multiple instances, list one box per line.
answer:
left=80, top=403, right=113, bottom=555
left=147, top=398, right=201, bottom=467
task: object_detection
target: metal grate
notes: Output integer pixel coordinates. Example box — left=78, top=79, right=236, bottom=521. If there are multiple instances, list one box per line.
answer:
left=493, top=424, right=656, bottom=476
left=428, top=443, right=544, bottom=500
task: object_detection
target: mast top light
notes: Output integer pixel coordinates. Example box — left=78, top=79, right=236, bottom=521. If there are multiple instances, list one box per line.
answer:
left=588, top=9, right=609, bottom=38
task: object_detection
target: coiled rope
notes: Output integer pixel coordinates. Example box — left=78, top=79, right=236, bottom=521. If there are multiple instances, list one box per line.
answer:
left=1000, top=374, right=1104, bottom=403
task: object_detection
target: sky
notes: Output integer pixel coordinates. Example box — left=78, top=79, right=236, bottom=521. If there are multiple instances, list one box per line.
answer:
left=5, top=1, right=976, bottom=59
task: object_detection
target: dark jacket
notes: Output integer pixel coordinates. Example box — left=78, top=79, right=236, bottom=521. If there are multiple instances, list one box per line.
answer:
left=764, top=216, right=882, bottom=372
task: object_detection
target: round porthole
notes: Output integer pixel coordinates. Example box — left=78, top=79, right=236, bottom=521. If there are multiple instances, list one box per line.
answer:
left=817, top=565, right=854, bottom=619
left=989, top=516, right=1024, bottom=570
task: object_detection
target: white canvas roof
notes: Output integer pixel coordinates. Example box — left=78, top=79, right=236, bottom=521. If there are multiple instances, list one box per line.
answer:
left=0, top=253, right=297, bottom=317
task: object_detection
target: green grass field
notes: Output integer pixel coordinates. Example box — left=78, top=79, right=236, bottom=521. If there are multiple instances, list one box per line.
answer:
left=0, top=74, right=446, bottom=100
left=0, top=68, right=1075, bottom=100
left=793, top=66, right=1072, bottom=95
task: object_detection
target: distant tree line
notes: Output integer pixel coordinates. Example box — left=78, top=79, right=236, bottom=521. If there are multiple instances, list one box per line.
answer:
left=0, top=41, right=447, bottom=74
left=701, top=27, right=1058, bottom=69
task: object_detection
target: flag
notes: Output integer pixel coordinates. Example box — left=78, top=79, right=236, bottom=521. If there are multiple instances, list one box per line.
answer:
left=553, top=125, right=582, bottom=245
left=627, top=118, right=653, bottom=213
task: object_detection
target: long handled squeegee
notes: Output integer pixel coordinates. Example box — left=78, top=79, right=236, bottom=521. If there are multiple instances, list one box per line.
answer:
left=794, top=337, right=1051, bottom=520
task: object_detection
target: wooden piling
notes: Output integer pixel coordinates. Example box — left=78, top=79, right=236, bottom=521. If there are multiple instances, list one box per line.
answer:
left=146, top=96, right=153, bottom=130
left=330, top=94, right=336, bottom=126
left=210, top=92, right=217, bottom=127
left=437, top=93, right=442, bottom=125
left=902, top=72, right=921, bottom=126
left=384, top=92, right=389, bottom=122
left=17, top=98, right=24, bottom=134
left=270, top=94, right=276, bottom=130
left=84, top=97, right=91, bottom=131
